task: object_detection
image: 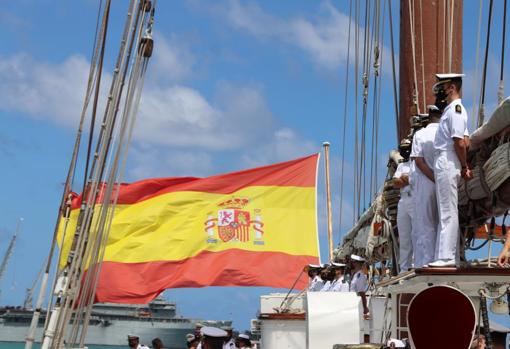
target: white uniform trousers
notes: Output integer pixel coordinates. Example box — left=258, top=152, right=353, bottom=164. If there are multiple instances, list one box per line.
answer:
left=397, top=194, right=415, bottom=272
left=412, top=172, right=438, bottom=267
left=434, top=150, right=461, bottom=261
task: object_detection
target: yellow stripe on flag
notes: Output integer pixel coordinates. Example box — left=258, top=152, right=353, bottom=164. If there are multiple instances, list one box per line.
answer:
left=59, top=186, right=317, bottom=267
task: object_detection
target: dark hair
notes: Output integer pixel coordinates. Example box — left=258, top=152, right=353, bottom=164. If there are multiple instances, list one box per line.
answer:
left=203, top=337, right=224, bottom=349
left=152, top=337, right=163, bottom=348
left=450, top=79, right=462, bottom=91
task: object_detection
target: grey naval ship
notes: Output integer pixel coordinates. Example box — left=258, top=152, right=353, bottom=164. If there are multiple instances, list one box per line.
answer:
left=0, top=298, right=230, bottom=348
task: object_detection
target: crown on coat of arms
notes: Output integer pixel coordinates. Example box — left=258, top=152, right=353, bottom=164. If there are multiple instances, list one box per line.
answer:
left=217, top=197, right=250, bottom=209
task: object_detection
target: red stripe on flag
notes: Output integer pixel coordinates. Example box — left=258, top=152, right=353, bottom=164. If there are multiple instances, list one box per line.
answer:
left=70, top=154, right=318, bottom=209
left=92, top=249, right=318, bottom=304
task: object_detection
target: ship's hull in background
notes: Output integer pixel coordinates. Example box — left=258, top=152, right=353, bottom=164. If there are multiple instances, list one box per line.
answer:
left=0, top=319, right=194, bottom=348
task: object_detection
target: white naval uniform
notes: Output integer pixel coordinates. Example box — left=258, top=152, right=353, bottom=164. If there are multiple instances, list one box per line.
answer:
left=136, top=345, right=150, bottom=349
left=308, top=275, right=325, bottom=292
left=326, top=277, right=350, bottom=292
left=411, top=123, right=439, bottom=267
left=223, top=338, right=235, bottom=349
left=350, top=271, right=368, bottom=293
left=394, top=161, right=415, bottom=272
left=433, top=98, right=468, bottom=261
left=320, top=280, right=332, bottom=292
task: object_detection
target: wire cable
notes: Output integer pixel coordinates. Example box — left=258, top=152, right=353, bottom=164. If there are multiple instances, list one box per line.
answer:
left=478, top=0, right=494, bottom=127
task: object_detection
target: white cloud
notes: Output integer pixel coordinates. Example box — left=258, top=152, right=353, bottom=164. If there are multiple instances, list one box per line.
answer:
left=150, top=32, right=196, bottom=82
left=241, top=127, right=317, bottom=167
left=0, top=53, right=276, bottom=151
left=0, top=54, right=89, bottom=127
left=136, top=82, right=275, bottom=150
left=128, top=145, right=214, bottom=180
left=190, top=0, right=377, bottom=70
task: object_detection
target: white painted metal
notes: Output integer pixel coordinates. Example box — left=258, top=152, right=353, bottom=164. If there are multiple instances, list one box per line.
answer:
left=306, top=292, right=360, bottom=347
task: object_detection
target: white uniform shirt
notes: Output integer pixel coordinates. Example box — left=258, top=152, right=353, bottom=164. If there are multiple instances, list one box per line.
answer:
left=320, top=281, right=332, bottom=292
left=393, top=161, right=412, bottom=194
left=412, top=123, right=439, bottom=169
left=350, top=270, right=368, bottom=293
left=433, top=99, right=469, bottom=151
left=223, top=338, right=235, bottom=349
left=136, top=345, right=150, bottom=349
left=308, top=275, right=324, bottom=292
left=327, top=277, right=350, bottom=292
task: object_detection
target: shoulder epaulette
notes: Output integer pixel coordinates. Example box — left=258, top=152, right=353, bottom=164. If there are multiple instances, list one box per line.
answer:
left=455, top=104, right=462, bottom=114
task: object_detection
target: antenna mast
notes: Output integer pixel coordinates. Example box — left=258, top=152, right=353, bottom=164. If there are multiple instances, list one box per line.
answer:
left=0, top=218, right=23, bottom=291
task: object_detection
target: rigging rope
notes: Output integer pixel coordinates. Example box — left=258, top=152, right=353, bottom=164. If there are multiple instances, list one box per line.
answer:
left=418, top=0, right=426, bottom=112
left=448, top=0, right=455, bottom=72
left=478, top=0, right=494, bottom=127
left=359, top=0, right=372, bottom=213
left=471, top=0, right=484, bottom=131
left=339, top=0, right=353, bottom=240
left=353, top=0, right=360, bottom=222
left=369, top=0, right=383, bottom=202
left=407, top=0, right=420, bottom=115
left=40, top=1, right=156, bottom=348
left=388, top=0, right=399, bottom=143
left=70, top=4, right=153, bottom=346
left=373, top=0, right=386, bottom=199
left=499, top=0, right=508, bottom=103
left=26, top=1, right=110, bottom=349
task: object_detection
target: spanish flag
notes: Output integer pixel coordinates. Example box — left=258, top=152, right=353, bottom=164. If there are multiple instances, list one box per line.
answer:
left=60, top=154, right=320, bottom=303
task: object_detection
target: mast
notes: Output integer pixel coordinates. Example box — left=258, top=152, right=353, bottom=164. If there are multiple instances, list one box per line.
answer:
left=0, top=218, right=22, bottom=292
left=323, top=142, right=334, bottom=261
left=399, top=0, right=463, bottom=140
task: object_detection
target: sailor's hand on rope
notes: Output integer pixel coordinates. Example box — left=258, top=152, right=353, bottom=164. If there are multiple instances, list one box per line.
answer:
left=363, top=309, right=371, bottom=320
left=497, top=247, right=510, bottom=268
left=461, top=166, right=473, bottom=180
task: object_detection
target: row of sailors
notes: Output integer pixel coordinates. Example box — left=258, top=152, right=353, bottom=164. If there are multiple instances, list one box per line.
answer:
left=306, top=254, right=370, bottom=318
left=394, top=73, right=471, bottom=270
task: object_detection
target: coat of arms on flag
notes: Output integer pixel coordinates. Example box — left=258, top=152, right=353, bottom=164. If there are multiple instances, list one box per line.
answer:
left=204, top=198, right=265, bottom=245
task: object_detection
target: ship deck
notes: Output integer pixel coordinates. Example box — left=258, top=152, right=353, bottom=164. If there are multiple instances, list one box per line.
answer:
left=375, top=267, right=510, bottom=296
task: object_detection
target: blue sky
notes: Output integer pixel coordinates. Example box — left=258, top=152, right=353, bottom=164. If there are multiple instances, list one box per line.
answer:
left=0, top=0, right=509, bottom=333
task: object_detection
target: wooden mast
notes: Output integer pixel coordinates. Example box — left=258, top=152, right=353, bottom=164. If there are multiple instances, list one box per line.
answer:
left=399, top=0, right=463, bottom=140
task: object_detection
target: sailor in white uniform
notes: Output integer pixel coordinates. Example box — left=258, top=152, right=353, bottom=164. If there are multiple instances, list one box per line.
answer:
left=350, top=255, right=369, bottom=316
left=127, top=334, right=150, bottom=349
left=221, top=325, right=235, bottom=349
left=236, top=333, right=252, bottom=348
left=201, top=326, right=228, bottom=349
left=319, top=265, right=335, bottom=291
left=429, top=73, right=472, bottom=267
left=393, top=139, right=415, bottom=273
left=410, top=105, right=441, bottom=268
left=306, top=264, right=325, bottom=292
left=326, top=262, right=350, bottom=292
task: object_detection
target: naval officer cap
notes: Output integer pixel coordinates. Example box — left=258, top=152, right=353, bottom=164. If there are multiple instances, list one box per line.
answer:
left=330, top=262, right=346, bottom=268
left=186, top=333, right=197, bottom=343
left=220, top=325, right=233, bottom=331
left=200, top=326, right=228, bottom=338
left=350, top=254, right=366, bottom=262
left=387, top=338, right=406, bottom=348
left=308, top=264, right=323, bottom=269
left=433, top=73, right=465, bottom=93
left=238, top=334, right=250, bottom=340
left=435, top=73, right=465, bottom=81
left=127, top=334, right=140, bottom=339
